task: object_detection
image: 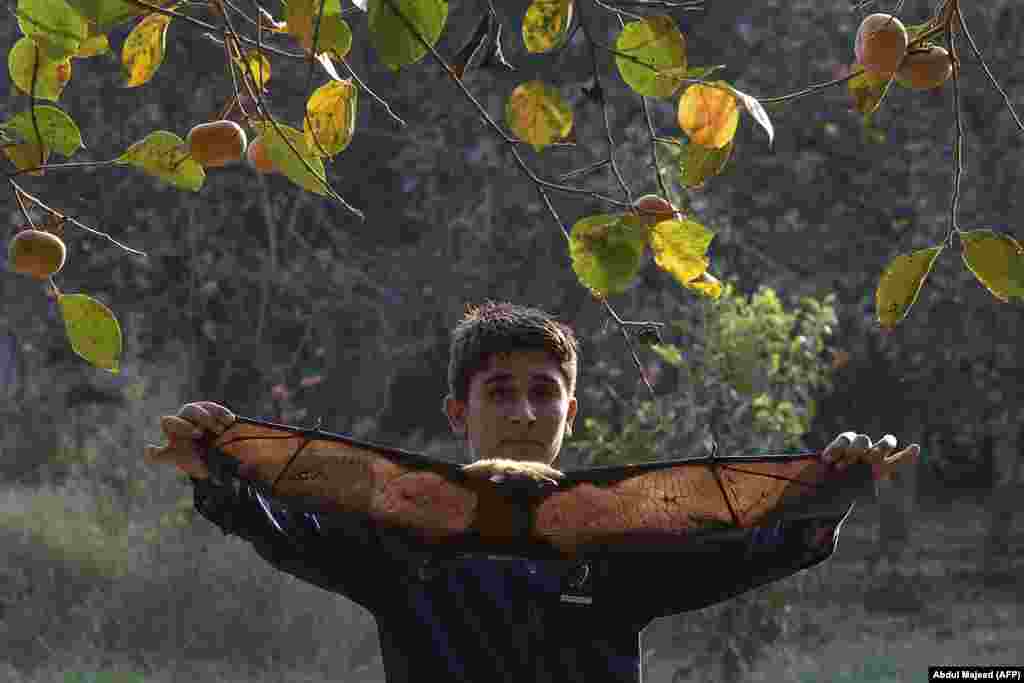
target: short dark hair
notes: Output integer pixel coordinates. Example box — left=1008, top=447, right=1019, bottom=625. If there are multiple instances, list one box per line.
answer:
left=447, top=300, right=579, bottom=404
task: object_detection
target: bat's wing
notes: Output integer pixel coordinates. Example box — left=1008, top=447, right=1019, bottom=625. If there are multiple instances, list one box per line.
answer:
left=203, top=416, right=480, bottom=543
left=201, top=416, right=873, bottom=559
left=533, top=453, right=874, bottom=556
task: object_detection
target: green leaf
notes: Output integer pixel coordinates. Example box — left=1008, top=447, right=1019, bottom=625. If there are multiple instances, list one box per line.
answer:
left=505, top=80, right=573, bottom=153
left=253, top=121, right=331, bottom=196
left=2, top=105, right=84, bottom=157
left=848, top=63, right=891, bottom=116
left=522, top=0, right=573, bottom=54
left=615, top=15, right=687, bottom=98
left=115, top=130, right=205, bottom=192
left=8, top=37, right=72, bottom=101
left=679, top=137, right=732, bottom=188
left=568, top=214, right=648, bottom=297
left=960, top=229, right=1024, bottom=303
left=875, top=246, right=943, bottom=330
left=59, top=293, right=123, bottom=373
left=16, top=0, right=88, bottom=60
left=66, top=0, right=157, bottom=31
left=648, top=217, right=715, bottom=287
left=367, top=0, right=448, bottom=72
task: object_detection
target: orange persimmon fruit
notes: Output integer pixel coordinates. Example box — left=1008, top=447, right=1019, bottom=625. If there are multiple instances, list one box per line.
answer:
left=896, top=45, right=953, bottom=90
left=855, top=13, right=908, bottom=79
left=246, top=136, right=276, bottom=174
left=8, top=229, right=66, bottom=279
left=186, top=120, right=248, bottom=168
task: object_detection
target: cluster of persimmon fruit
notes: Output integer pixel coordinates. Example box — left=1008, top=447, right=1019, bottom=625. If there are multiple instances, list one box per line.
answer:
left=855, top=13, right=953, bottom=90
left=183, top=119, right=276, bottom=174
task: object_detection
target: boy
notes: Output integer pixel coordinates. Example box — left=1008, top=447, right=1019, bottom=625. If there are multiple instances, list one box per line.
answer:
left=147, top=300, right=918, bottom=683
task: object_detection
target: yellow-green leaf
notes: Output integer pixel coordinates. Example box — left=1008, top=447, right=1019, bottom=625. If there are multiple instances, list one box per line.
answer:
left=115, top=130, right=205, bottom=191
left=960, top=229, right=1024, bottom=303
left=236, top=49, right=271, bottom=89
left=9, top=37, right=72, bottom=101
left=285, top=0, right=351, bottom=58
left=615, top=15, right=687, bottom=98
left=648, top=217, right=714, bottom=287
left=650, top=343, right=685, bottom=367
left=16, top=0, right=88, bottom=60
left=315, top=13, right=353, bottom=59
left=3, top=106, right=83, bottom=157
left=569, top=214, right=647, bottom=297
left=76, top=29, right=111, bottom=58
left=680, top=137, right=732, bottom=188
left=678, top=81, right=738, bottom=149
left=121, top=10, right=174, bottom=87
left=304, top=79, right=357, bottom=157
left=2, top=144, right=49, bottom=176
left=367, top=0, right=448, bottom=72
left=59, top=293, right=123, bottom=373
left=506, top=80, right=573, bottom=153
left=875, top=246, right=943, bottom=330
left=848, top=63, right=891, bottom=115
left=522, top=0, right=573, bottom=54
left=253, top=121, right=330, bottom=196
left=683, top=270, right=723, bottom=299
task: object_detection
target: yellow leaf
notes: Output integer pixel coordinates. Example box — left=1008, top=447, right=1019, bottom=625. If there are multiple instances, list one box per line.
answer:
left=678, top=81, right=738, bottom=149
left=875, top=246, right=943, bottom=330
left=115, top=130, right=205, bottom=192
left=58, top=292, right=123, bottom=373
left=505, top=80, right=573, bottom=153
left=121, top=10, right=174, bottom=87
left=304, top=79, right=357, bottom=157
left=522, top=0, right=574, bottom=54
left=648, top=217, right=715, bottom=286
left=960, top=229, right=1024, bottom=303
left=235, top=49, right=271, bottom=89
left=684, top=270, right=723, bottom=299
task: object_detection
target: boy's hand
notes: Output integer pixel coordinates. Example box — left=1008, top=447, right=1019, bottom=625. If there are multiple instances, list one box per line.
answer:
left=144, top=401, right=235, bottom=480
left=822, top=432, right=920, bottom=481
left=462, top=458, right=564, bottom=490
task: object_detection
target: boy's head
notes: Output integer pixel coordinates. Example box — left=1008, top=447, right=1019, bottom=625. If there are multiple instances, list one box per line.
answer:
left=443, top=301, right=579, bottom=465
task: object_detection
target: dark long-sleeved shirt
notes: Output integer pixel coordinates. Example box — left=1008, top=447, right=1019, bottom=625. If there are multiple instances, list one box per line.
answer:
left=191, top=473, right=854, bottom=683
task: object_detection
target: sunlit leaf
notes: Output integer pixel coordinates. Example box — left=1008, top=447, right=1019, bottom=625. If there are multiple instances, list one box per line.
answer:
left=115, top=130, right=205, bottom=191
left=522, top=0, right=573, bottom=54
left=1, top=104, right=83, bottom=167
left=236, top=49, right=271, bottom=88
left=678, top=82, right=738, bottom=149
left=76, top=28, right=111, bottom=58
left=960, top=229, right=1024, bottom=303
left=653, top=64, right=724, bottom=96
left=286, top=0, right=352, bottom=58
left=9, top=37, right=72, bottom=101
left=683, top=270, right=723, bottom=300
left=848, top=62, right=891, bottom=115
left=875, top=246, right=943, bottom=330
left=728, top=84, right=774, bottom=148
left=121, top=10, right=174, bottom=87
left=648, top=217, right=714, bottom=287
left=59, top=293, right=123, bottom=373
left=679, top=137, right=732, bottom=188
left=650, top=342, right=685, bottom=367
left=569, top=214, right=648, bottom=297
left=67, top=0, right=170, bottom=32
left=253, top=121, right=331, bottom=196
left=16, top=0, right=88, bottom=60
left=367, top=0, right=448, bottom=72
left=506, top=80, right=573, bottom=153
left=305, top=79, right=357, bottom=157
left=615, top=15, right=687, bottom=98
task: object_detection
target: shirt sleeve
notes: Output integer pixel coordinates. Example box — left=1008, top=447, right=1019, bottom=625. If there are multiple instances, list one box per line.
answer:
left=191, top=473, right=403, bottom=612
left=594, top=502, right=857, bottom=624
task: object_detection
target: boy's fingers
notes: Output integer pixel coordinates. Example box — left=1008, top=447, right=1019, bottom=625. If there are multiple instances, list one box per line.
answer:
left=161, top=415, right=205, bottom=440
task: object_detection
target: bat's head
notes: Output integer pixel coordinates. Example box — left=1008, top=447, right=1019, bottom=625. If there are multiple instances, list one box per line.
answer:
left=442, top=301, right=578, bottom=467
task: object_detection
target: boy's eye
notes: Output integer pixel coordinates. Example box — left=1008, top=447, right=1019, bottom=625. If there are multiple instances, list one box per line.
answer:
left=490, top=386, right=558, bottom=399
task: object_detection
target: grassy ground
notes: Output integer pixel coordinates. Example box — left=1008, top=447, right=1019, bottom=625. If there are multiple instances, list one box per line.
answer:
left=1, top=491, right=1019, bottom=683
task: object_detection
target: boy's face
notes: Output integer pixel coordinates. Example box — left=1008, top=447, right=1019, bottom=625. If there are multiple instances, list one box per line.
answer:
left=444, top=350, right=577, bottom=465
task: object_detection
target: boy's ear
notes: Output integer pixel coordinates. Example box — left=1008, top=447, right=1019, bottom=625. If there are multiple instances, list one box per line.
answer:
left=443, top=393, right=467, bottom=436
